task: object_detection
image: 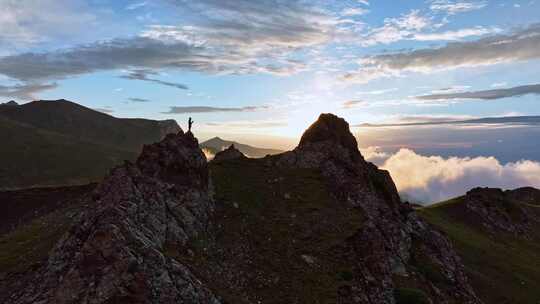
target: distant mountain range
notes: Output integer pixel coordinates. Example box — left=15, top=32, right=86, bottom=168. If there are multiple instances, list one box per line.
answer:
left=359, top=116, right=540, bottom=127
left=0, top=99, right=180, bottom=189
left=200, top=136, right=283, bottom=158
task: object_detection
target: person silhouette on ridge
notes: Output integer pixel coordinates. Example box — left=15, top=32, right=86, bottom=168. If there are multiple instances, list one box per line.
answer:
left=188, top=117, right=194, bottom=132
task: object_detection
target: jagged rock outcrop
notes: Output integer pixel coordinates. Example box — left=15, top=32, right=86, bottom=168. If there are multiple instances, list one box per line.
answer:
left=212, top=144, right=246, bottom=162
left=278, top=113, right=480, bottom=304
left=9, top=130, right=220, bottom=304
left=463, top=187, right=539, bottom=238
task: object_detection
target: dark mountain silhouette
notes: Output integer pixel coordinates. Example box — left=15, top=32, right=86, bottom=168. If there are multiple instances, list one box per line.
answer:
left=200, top=136, right=283, bottom=158
left=211, top=144, right=246, bottom=162
left=0, top=99, right=179, bottom=151
left=0, top=100, right=19, bottom=106
left=0, top=99, right=180, bottom=189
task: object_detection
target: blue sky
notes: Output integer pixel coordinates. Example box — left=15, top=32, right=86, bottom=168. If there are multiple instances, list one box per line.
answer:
left=1, top=0, right=539, bottom=141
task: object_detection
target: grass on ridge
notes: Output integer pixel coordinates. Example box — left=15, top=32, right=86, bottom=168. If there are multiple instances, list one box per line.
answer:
left=171, top=157, right=365, bottom=304
left=419, top=203, right=540, bottom=304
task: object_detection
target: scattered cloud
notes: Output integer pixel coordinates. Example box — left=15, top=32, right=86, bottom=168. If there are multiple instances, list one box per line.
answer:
left=0, top=82, right=58, bottom=100
left=356, top=88, right=398, bottom=95
left=163, top=105, right=269, bottom=114
left=126, top=2, right=147, bottom=10
left=429, top=1, right=487, bottom=15
left=416, top=83, right=540, bottom=101
left=379, top=148, right=540, bottom=203
left=0, top=0, right=97, bottom=51
left=343, top=99, right=368, bottom=109
left=343, top=24, right=540, bottom=84
left=361, top=10, right=431, bottom=46
left=491, top=82, right=508, bottom=88
left=412, top=26, right=500, bottom=41
left=128, top=97, right=151, bottom=103
left=93, top=107, right=114, bottom=114
left=202, top=147, right=215, bottom=161
left=387, top=114, right=476, bottom=124
left=429, top=85, right=471, bottom=94
left=204, top=120, right=286, bottom=129
left=358, top=115, right=540, bottom=127
left=341, top=8, right=370, bottom=16
left=357, top=8, right=496, bottom=48
left=361, top=146, right=390, bottom=165
left=120, top=70, right=188, bottom=90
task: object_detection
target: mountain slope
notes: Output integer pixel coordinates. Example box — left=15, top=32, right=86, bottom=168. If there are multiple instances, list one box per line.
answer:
left=419, top=188, right=540, bottom=304
left=0, top=100, right=180, bottom=189
left=1, top=113, right=482, bottom=304
left=0, top=99, right=180, bottom=151
left=0, top=116, right=138, bottom=189
left=201, top=136, right=283, bottom=158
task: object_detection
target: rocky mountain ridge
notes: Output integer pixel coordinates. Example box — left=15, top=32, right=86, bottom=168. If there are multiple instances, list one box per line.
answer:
left=4, top=113, right=531, bottom=303
left=8, top=130, right=219, bottom=303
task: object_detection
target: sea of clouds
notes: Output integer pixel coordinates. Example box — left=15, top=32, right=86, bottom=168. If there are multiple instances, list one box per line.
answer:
left=362, top=147, right=540, bottom=204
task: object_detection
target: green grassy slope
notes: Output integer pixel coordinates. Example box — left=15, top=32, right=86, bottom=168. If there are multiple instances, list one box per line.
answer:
left=0, top=185, right=93, bottom=273
left=0, top=100, right=180, bottom=189
left=0, top=116, right=137, bottom=189
left=169, top=157, right=364, bottom=304
left=419, top=198, right=540, bottom=304
left=0, top=185, right=93, bottom=304
left=0, top=100, right=179, bottom=151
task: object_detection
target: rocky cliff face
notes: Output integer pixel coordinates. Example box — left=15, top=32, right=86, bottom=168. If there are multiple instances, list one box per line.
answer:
left=9, top=130, right=220, bottom=304
left=463, top=187, right=540, bottom=238
left=7, top=114, right=481, bottom=304
left=276, top=113, right=480, bottom=304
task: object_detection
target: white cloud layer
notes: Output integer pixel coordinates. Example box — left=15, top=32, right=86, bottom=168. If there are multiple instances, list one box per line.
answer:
left=369, top=148, right=540, bottom=204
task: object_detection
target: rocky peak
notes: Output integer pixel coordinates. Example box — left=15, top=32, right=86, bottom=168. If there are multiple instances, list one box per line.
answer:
left=212, top=144, right=246, bottom=162
left=136, top=130, right=208, bottom=190
left=10, top=131, right=219, bottom=304
left=299, top=113, right=362, bottom=161
left=464, top=187, right=535, bottom=237
left=277, top=114, right=480, bottom=303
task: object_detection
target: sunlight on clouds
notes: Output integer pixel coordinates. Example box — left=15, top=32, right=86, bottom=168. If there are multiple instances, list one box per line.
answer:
left=376, top=149, right=540, bottom=204
left=202, top=148, right=215, bottom=161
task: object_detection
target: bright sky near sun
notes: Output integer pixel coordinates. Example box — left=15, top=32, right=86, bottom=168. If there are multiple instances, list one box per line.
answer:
left=1, top=0, right=539, bottom=140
